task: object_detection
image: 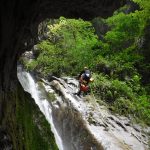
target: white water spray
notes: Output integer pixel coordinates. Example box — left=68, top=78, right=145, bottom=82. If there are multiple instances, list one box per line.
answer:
left=17, top=66, right=63, bottom=150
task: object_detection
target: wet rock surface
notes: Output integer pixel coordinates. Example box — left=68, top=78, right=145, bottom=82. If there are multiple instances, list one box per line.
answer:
left=41, top=77, right=149, bottom=150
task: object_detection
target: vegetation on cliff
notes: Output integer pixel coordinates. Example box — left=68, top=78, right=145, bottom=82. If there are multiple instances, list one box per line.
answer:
left=22, top=0, right=150, bottom=126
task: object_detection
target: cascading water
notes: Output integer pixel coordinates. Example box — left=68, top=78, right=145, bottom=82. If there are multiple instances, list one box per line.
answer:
left=17, top=65, right=64, bottom=150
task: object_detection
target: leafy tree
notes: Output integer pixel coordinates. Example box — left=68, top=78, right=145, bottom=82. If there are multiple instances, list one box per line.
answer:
left=27, top=17, right=98, bottom=76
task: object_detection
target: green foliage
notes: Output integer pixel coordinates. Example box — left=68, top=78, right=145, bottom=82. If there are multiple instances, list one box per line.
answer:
left=27, top=17, right=98, bottom=76
left=90, top=73, right=135, bottom=102
left=91, top=1, right=150, bottom=125
left=134, top=95, right=150, bottom=125
left=133, top=0, right=150, bottom=20
left=105, top=12, right=143, bottom=51
left=23, top=3, right=150, bottom=125
left=90, top=73, right=150, bottom=125
left=25, top=60, right=38, bottom=71
left=47, top=92, right=56, bottom=102
left=36, top=41, right=68, bottom=75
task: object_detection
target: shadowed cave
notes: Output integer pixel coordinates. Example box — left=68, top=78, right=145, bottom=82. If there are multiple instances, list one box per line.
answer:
left=0, top=0, right=125, bottom=149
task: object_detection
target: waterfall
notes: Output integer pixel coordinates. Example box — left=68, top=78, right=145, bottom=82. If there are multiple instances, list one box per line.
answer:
left=17, top=65, right=63, bottom=150
left=17, top=65, right=149, bottom=150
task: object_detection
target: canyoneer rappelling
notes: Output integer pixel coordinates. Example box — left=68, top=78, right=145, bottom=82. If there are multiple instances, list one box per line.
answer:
left=76, top=67, right=94, bottom=96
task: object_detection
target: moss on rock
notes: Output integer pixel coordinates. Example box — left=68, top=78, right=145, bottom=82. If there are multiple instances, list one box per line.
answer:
left=0, top=82, right=58, bottom=150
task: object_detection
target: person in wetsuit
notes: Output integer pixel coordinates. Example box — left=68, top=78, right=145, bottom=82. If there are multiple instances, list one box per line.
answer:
left=77, top=67, right=92, bottom=96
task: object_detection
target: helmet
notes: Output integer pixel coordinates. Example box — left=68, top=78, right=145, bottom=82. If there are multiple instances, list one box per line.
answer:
left=84, top=66, right=88, bottom=70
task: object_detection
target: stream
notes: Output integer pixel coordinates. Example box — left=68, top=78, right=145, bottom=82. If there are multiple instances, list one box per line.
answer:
left=17, top=65, right=149, bottom=150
